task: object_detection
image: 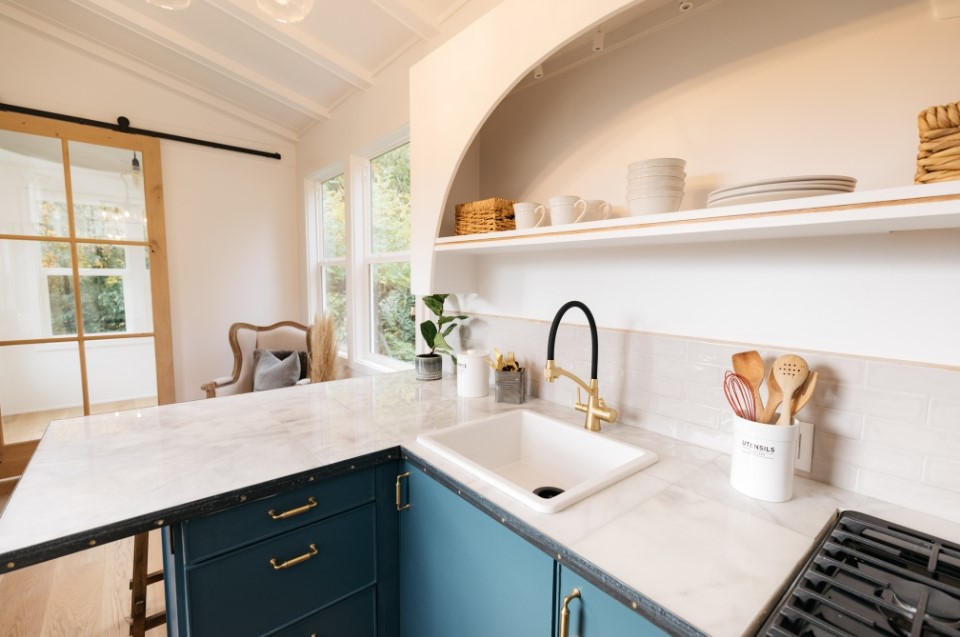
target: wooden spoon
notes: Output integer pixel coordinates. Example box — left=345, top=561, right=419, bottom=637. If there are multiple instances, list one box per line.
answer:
left=792, top=371, right=818, bottom=417
left=772, top=355, right=809, bottom=426
left=731, top=350, right=765, bottom=420
left=760, top=367, right=782, bottom=424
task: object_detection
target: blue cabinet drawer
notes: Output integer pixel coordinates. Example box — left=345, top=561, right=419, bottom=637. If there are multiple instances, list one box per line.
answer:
left=184, top=504, right=376, bottom=637
left=269, top=586, right=376, bottom=637
left=181, top=468, right=375, bottom=564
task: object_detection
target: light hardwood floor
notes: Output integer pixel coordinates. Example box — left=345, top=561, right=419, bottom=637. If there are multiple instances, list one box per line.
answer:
left=0, top=530, right=165, bottom=637
left=1, top=398, right=158, bottom=445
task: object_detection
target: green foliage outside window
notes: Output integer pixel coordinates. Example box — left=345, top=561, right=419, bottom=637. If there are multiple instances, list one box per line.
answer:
left=370, top=144, right=414, bottom=362
left=39, top=201, right=128, bottom=336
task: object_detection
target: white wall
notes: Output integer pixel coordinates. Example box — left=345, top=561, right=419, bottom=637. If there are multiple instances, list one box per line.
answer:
left=463, top=0, right=960, bottom=367
left=1, top=19, right=300, bottom=403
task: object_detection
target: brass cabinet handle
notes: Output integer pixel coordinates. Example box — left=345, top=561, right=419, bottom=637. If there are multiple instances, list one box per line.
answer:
left=395, top=472, right=411, bottom=511
left=559, top=588, right=581, bottom=637
left=269, top=543, right=318, bottom=570
left=267, top=496, right=317, bottom=520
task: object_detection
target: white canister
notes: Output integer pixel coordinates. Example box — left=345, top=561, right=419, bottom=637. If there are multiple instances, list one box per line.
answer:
left=729, top=415, right=800, bottom=502
left=457, top=349, right=490, bottom=397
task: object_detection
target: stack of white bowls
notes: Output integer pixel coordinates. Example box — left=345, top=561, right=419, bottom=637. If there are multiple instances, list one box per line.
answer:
left=626, top=158, right=686, bottom=215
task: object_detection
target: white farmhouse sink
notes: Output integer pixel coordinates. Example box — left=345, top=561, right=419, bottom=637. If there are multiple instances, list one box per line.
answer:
left=416, top=410, right=658, bottom=513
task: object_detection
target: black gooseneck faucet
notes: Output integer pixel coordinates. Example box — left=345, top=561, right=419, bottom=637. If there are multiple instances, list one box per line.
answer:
left=544, top=301, right=617, bottom=431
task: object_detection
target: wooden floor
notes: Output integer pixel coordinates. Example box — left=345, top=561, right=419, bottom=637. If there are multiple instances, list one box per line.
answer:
left=0, top=530, right=165, bottom=637
left=2, top=398, right=157, bottom=445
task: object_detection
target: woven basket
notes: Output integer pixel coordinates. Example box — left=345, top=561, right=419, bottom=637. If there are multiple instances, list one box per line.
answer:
left=916, top=100, right=960, bottom=184
left=454, top=197, right=515, bottom=235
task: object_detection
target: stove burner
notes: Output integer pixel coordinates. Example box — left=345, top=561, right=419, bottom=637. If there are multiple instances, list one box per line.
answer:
left=757, top=511, right=960, bottom=637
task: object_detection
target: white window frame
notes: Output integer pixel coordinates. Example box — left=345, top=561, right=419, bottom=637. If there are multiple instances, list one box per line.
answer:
left=305, top=162, right=349, bottom=357
left=306, top=127, right=413, bottom=373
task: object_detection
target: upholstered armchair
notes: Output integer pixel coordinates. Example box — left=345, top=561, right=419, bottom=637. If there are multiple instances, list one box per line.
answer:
left=201, top=321, right=312, bottom=398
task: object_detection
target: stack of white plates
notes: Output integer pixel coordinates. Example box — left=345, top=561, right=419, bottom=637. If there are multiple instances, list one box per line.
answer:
left=707, top=175, right=856, bottom=208
left=627, top=158, right=686, bottom=215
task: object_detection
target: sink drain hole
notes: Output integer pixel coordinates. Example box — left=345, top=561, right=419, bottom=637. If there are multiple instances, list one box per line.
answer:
left=533, top=486, right=565, bottom=499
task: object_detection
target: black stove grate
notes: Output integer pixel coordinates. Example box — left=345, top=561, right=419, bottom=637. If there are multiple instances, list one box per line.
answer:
left=758, top=511, right=960, bottom=637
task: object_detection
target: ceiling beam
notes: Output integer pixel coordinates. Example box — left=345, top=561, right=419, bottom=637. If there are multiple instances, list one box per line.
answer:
left=71, top=0, right=331, bottom=121
left=206, top=0, right=374, bottom=90
left=0, top=2, right=301, bottom=141
left=370, top=0, right=440, bottom=40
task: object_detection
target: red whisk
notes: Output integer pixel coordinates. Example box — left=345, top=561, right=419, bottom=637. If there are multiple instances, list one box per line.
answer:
left=724, top=370, right=756, bottom=421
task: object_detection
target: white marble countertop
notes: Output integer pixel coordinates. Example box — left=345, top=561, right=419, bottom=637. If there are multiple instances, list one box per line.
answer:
left=2, top=371, right=958, bottom=636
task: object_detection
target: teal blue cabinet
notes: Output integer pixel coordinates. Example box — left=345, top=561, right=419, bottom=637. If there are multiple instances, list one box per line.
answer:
left=398, top=461, right=555, bottom=637
left=558, top=567, right=668, bottom=637
left=163, top=463, right=399, bottom=637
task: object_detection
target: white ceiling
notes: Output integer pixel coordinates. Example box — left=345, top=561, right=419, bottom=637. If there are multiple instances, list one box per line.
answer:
left=0, top=0, right=491, bottom=140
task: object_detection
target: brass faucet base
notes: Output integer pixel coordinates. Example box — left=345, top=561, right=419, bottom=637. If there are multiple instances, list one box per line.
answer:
left=544, top=361, right=617, bottom=431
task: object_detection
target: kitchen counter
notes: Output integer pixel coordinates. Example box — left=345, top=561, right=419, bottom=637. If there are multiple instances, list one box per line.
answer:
left=1, top=371, right=958, bottom=636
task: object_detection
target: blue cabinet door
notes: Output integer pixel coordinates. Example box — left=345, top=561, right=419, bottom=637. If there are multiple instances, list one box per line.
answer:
left=558, top=567, right=668, bottom=637
left=398, top=462, right=555, bottom=637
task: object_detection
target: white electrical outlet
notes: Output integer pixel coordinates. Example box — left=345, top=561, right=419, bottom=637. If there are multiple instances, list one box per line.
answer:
left=795, top=421, right=814, bottom=473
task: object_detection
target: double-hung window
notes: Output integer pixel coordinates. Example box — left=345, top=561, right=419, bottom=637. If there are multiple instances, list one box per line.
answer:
left=308, top=136, right=414, bottom=370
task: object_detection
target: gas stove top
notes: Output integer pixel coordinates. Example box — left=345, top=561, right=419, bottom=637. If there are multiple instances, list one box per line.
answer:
left=758, top=511, right=960, bottom=637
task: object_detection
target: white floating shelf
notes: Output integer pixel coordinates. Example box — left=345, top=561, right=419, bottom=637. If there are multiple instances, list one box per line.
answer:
left=434, top=182, right=960, bottom=255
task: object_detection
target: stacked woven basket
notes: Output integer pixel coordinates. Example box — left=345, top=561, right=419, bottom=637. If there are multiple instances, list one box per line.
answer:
left=454, top=197, right=515, bottom=235
left=916, top=100, right=960, bottom=184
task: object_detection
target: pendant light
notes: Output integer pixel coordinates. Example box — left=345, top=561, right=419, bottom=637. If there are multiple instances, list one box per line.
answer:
left=146, top=0, right=191, bottom=9
left=130, top=152, right=142, bottom=188
left=256, top=0, right=315, bottom=23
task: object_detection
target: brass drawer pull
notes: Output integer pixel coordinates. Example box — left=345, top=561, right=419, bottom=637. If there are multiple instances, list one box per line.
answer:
left=269, top=543, right=318, bottom=570
left=267, top=496, right=317, bottom=520
left=395, top=472, right=411, bottom=511
left=559, top=588, right=581, bottom=637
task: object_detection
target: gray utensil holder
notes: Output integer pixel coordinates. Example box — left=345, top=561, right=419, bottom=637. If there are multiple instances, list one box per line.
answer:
left=495, top=369, right=525, bottom=404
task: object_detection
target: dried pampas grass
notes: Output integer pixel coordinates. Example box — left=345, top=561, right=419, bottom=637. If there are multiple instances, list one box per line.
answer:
left=309, top=312, right=340, bottom=383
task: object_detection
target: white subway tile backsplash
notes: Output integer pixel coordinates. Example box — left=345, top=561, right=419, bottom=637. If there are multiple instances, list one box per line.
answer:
left=858, top=471, right=960, bottom=525
left=867, top=361, right=960, bottom=399
left=814, top=381, right=927, bottom=425
left=468, top=313, right=960, bottom=521
left=651, top=356, right=724, bottom=386
left=923, top=457, right=960, bottom=494
left=862, top=416, right=960, bottom=459
left=929, top=399, right=960, bottom=431
left=813, top=434, right=923, bottom=481
left=800, top=406, right=864, bottom=440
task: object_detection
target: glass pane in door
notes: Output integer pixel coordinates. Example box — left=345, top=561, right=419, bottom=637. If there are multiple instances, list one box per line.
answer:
left=0, top=342, right=83, bottom=443
left=86, top=337, right=158, bottom=416
left=370, top=261, right=414, bottom=362
left=0, top=130, right=68, bottom=237
left=68, top=141, right=147, bottom=242
left=0, top=238, right=75, bottom=341
left=74, top=244, right=153, bottom=335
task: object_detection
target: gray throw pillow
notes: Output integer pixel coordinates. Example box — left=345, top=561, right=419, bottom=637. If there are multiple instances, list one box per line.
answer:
left=253, top=348, right=301, bottom=391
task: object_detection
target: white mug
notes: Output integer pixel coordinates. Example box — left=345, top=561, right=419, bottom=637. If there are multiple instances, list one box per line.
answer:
left=457, top=349, right=490, bottom=397
left=548, top=195, right=587, bottom=225
left=581, top=200, right=612, bottom=222
left=513, top=202, right=545, bottom=230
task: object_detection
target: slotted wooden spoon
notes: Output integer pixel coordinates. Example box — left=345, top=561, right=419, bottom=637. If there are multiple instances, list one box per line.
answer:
left=731, top=350, right=765, bottom=419
left=772, top=355, right=809, bottom=426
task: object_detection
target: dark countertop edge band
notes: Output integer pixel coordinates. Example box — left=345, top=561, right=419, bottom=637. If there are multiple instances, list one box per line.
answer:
left=400, top=448, right=708, bottom=637
left=0, top=448, right=400, bottom=571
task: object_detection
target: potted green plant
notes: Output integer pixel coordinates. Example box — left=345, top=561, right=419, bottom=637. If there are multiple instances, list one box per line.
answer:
left=416, top=293, right=467, bottom=380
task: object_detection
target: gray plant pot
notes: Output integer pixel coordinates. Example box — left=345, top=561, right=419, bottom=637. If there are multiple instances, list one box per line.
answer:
left=415, top=354, right=443, bottom=381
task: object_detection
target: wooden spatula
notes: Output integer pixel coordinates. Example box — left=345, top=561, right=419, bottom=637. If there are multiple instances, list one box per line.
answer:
left=772, top=355, right=809, bottom=426
left=731, top=350, right=765, bottom=420
left=760, top=367, right=782, bottom=424
left=792, top=371, right=818, bottom=417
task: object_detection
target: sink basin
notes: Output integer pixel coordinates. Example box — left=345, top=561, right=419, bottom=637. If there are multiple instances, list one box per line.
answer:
left=416, top=410, right=658, bottom=513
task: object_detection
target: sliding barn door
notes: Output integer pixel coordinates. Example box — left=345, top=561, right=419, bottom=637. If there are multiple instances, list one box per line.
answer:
left=0, top=112, right=174, bottom=456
